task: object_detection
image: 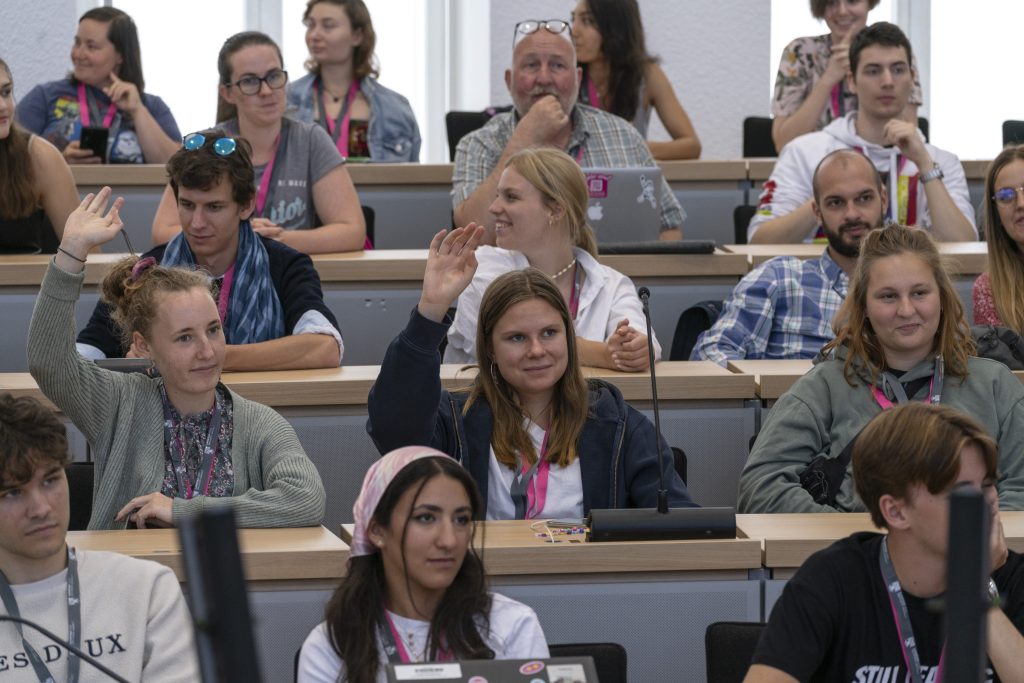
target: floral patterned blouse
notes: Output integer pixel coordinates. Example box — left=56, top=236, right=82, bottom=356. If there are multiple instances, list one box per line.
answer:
left=973, top=271, right=1004, bottom=326
left=771, top=34, right=924, bottom=131
left=160, top=385, right=235, bottom=499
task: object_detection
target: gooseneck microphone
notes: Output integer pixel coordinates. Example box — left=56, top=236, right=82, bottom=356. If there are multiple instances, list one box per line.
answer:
left=587, top=287, right=735, bottom=542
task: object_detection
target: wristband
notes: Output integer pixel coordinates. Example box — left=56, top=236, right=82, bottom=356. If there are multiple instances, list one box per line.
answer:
left=920, top=164, right=944, bottom=184
left=58, top=247, right=87, bottom=264
left=988, top=578, right=1001, bottom=609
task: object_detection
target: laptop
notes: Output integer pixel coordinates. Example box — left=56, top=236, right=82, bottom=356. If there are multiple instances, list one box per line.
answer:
left=386, top=656, right=598, bottom=682
left=582, top=166, right=663, bottom=243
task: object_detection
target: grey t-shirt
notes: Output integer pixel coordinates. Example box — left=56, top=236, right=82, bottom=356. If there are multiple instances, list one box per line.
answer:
left=220, top=117, right=345, bottom=230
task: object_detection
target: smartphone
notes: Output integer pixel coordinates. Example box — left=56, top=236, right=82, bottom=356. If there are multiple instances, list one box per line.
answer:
left=79, top=126, right=109, bottom=160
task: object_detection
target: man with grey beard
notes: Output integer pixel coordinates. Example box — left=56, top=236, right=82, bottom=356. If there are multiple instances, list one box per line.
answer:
left=452, top=18, right=684, bottom=242
left=693, top=149, right=886, bottom=365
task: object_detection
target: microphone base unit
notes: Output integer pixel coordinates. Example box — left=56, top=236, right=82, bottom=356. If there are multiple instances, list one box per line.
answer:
left=586, top=507, right=736, bottom=543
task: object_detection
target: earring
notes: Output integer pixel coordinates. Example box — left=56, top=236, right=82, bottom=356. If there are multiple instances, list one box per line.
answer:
left=490, top=362, right=501, bottom=385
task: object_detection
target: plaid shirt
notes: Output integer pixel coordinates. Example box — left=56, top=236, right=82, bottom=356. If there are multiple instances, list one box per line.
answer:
left=692, top=250, right=848, bottom=365
left=452, top=103, right=685, bottom=232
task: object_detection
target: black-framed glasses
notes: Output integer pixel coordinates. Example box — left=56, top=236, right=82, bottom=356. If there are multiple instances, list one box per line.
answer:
left=226, top=69, right=288, bottom=96
left=993, top=185, right=1024, bottom=205
left=514, top=19, right=571, bottom=44
left=183, top=132, right=237, bottom=156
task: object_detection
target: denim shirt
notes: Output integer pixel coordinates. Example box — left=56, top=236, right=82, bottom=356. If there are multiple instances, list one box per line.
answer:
left=287, top=73, right=421, bottom=162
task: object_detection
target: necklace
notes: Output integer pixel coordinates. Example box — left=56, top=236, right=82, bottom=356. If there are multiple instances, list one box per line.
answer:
left=399, top=630, right=424, bottom=662
left=551, top=258, right=576, bottom=279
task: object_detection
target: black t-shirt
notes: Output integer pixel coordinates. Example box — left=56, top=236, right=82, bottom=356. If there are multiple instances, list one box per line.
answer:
left=753, top=532, right=1024, bottom=683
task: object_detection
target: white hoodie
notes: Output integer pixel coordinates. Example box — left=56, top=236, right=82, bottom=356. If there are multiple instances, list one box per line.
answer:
left=748, top=111, right=976, bottom=242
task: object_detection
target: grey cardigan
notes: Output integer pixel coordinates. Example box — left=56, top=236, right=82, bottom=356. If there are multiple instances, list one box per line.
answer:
left=28, top=262, right=326, bottom=530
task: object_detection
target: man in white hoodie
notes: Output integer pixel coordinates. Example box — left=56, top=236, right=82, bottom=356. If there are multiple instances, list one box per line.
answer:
left=749, top=22, right=976, bottom=244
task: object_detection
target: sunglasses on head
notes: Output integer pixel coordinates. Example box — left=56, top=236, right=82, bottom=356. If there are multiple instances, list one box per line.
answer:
left=182, top=132, right=237, bottom=156
left=513, top=19, right=571, bottom=45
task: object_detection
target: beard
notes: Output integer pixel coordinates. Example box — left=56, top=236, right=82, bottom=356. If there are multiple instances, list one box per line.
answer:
left=824, top=218, right=878, bottom=259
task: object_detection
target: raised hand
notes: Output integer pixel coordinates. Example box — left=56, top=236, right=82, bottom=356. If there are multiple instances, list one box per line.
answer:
left=823, top=39, right=851, bottom=88
left=56, top=187, right=125, bottom=271
left=103, top=73, right=143, bottom=115
left=418, top=223, right=486, bottom=322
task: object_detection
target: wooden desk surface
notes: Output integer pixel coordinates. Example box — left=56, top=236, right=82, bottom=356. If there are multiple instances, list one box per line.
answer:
left=66, top=525, right=348, bottom=582
left=737, top=512, right=1024, bottom=569
left=723, top=242, right=988, bottom=275
left=343, top=521, right=762, bottom=574
left=0, top=361, right=757, bottom=409
left=748, top=159, right=991, bottom=183
left=727, top=360, right=813, bottom=400
left=0, top=249, right=748, bottom=287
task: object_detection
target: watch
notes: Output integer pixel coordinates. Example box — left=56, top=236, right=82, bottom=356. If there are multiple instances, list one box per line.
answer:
left=988, top=578, right=1001, bottom=609
left=920, top=164, right=945, bottom=184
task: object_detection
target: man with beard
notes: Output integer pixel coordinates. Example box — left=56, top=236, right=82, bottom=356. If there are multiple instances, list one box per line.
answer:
left=693, top=150, right=885, bottom=365
left=451, top=18, right=684, bottom=242
left=748, top=22, right=975, bottom=244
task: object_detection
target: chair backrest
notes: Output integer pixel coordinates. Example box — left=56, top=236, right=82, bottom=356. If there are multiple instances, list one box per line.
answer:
left=671, top=447, right=687, bottom=486
left=705, top=621, right=766, bottom=683
left=1004, top=120, right=1024, bottom=147
left=67, top=462, right=94, bottom=531
left=917, top=116, right=929, bottom=143
left=361, top=205, right=375, bottom=247
left=670, top=300, right=725, bottom=360
left=733, top=205, right=757, bottom=245
left=445, top=111, right=489, bottom=162
left=742, top=117, right=777, bottom=158
left=549, top=642, right=627, bottom=683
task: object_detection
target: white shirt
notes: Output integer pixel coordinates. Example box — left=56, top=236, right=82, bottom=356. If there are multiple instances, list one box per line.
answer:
left=486, top=421, right=585, bottom=521
left=296, top=593, right=550, bottom=683
left=444, top=246, right=661, bottom=364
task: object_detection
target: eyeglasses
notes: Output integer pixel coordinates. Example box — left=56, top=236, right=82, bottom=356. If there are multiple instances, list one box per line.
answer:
left=183, top=132, right=237, bottom=156
left=226, top=69, right=288, bottom=96
left=513, top=19, right=571, bottom=44
left=993, top=185, right=1024, bottom=205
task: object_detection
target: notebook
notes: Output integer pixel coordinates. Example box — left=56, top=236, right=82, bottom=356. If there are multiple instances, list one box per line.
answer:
left=582, top=166, right=663, bottom=242
left=386, top=656, right=598, bottom=682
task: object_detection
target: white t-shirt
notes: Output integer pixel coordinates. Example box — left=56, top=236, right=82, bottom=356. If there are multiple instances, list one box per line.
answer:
left=444, top=246, right=661, bottom=364
left=0, top=550, right=198, bottom=682
left=296, top=593, right=549, bottom=683
left=486, top=421, right=584, bottom=521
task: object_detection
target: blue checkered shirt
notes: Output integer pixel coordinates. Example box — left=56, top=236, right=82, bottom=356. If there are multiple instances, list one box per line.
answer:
left=691, top=250, right=848, bottom=365
left=452, top=103, right=685, bottom=232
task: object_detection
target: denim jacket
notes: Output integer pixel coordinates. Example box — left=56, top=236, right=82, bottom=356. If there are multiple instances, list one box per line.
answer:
left=287, top=73, right=421, bottom=162
left=367, top=308, right=695, bottom=516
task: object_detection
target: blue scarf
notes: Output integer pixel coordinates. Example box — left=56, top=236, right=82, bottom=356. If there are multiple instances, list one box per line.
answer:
left=161, top=220, right=285, bottom=344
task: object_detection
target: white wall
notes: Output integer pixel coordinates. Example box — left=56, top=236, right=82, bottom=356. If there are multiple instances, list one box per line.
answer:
left=489, top=0, right=772, bottom=160
left=3, top=0, right=78, bottom=101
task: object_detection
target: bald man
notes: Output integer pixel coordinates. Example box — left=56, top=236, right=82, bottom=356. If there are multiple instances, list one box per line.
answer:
left=693, top=150, right=887, bottom=365
left=452, top=18, right=684, bottom=242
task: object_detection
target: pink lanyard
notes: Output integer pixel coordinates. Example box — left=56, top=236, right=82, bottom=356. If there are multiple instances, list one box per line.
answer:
left=318, top=78, right=360, bottom=157
left=77, top=83, right=117, bottom=128
left=216, top=264, right=235, bottom=325
left=829, top=82, right=844, bottom=119
left=585, top=74, right=603, bottom=110
left=522, top=431, right=551, bottom=520
left=254, top=134, right=281, bottom=217
left=383, top=613, right=453, bottom=663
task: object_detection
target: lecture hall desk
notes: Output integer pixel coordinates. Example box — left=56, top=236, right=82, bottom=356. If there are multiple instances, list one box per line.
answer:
left=340, top=520, right=763, bottom=682
left=0, top=361, right=759, bottom=534
left=0, top=248, right=748, bottom=369
left=67, top=525, right=348, bottom=683
left=737, top=512, right=1024, bottom=613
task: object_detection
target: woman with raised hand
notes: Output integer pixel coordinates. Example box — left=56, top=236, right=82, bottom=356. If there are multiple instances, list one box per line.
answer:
left=445, top=148, right=658, bottom=372
left=152, top=31, right=365, bottom=254
left=288, top=0, right=421, bottom=162
left=973, top=145, right=1024, bottom=332
left=368, top=224, right=694, bottom=519
left=298, top=446, right=548, bottom=682
left=738, top=224, right=1024, bottom=513
left=770, top=0, right=922, bottom=151
left=17, top=7, right=180, bottom=164
left=0, top=57, right=78, bottom=253
left=28, top=187, right=326, bottom=530
left=570, top=0, right=700, bottom=160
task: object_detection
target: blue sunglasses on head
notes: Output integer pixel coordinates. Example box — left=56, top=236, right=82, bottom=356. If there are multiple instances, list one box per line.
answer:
left=182, top=132, right=237, bottom=156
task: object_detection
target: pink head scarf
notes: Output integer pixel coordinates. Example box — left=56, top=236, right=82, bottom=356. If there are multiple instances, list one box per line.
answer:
left=349, top=446, right=453, bottom=558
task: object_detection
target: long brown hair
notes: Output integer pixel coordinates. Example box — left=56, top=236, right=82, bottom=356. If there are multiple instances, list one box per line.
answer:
left=0, top=58, right=39, bottom=220
left=822, top=224, right=974, bottom=385
left=466, top=268, right=589, bottom=469
left=302, top=0, right=380, bottom=79
left=577, top=0, right=655, bottom=122
left=323, top=457, right=491, bottom=683
left=504, top=148, right=598, bottom=257
left=983, top=145, right=1024, bottom=333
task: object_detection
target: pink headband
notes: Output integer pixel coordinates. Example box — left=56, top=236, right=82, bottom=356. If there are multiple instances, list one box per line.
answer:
left=349, top=446, right=452, bottom=558
left=129, top=256, right=157, bottom=283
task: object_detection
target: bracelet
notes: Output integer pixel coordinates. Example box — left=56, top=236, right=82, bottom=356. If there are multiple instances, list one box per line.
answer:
left=57, top=247, right=87, bottom=264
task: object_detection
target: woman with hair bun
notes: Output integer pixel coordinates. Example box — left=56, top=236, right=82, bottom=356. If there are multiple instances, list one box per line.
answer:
left=28, top=187, right=325, bottom=530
